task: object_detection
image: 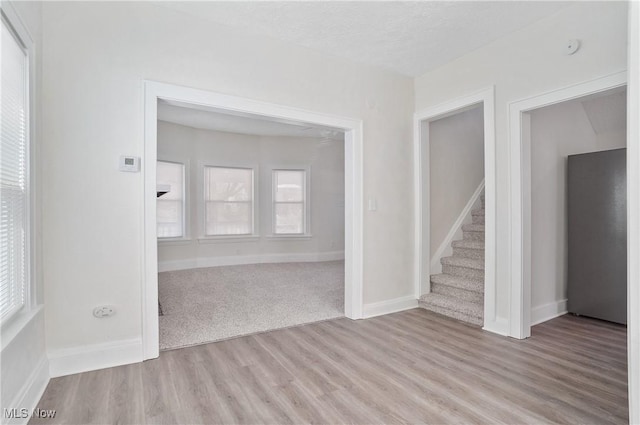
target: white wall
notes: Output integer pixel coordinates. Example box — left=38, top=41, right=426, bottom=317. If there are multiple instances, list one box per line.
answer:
left=529, top=95, right=626, bottom=323
left=40, top=2, right=413, bottom=353
left=0, top=0, right=49, bottom=420
left=414, top=1, right=628, bottom=322
left=428, top=106, right=484, bottom=255
left=157, top=121, right=345, bottom=270
left=627, top=3, right=640, bottom=422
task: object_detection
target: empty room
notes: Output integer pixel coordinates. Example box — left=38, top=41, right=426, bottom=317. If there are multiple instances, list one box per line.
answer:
left=155, top=101, right=346, bottom=349
left=1, top=1, right=638, bottom=424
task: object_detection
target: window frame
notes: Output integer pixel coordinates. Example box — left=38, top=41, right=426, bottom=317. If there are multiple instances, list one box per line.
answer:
left=1, top=4, right=36, bottom=333
left=156, top=159, right=189, bottom=243
left=200, top=163, right=258, bottom=241
left=271, top=167, right=311, bottom=238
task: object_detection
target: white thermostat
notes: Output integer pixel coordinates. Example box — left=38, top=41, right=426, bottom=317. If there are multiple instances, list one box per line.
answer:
left=119, top=156, right=141, bottom=172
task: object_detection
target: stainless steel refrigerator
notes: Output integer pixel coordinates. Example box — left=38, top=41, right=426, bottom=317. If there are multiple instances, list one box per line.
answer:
left=567, top=148, right=627, bottom=325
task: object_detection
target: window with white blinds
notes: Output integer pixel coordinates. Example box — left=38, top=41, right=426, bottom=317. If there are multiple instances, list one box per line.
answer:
left=204, top=166, right=254, bottom=236
left=273, top=169, right=307, bottom=235
left=157, top=161, right=185, bottom=238
left=1, top=17, right=29, bottom=320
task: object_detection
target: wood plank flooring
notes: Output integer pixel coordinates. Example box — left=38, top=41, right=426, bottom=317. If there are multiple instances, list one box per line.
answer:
left=31, top=309, right=628, bottom=424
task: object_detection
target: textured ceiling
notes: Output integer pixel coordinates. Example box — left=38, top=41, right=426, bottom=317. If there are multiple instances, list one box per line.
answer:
left=158, top=101, right=344, bottom=139
left=156, top=1, right=570, bottom=77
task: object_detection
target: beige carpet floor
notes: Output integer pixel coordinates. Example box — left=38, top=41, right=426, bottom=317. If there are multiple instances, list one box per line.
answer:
left=158, top=260, right=344, bottom=350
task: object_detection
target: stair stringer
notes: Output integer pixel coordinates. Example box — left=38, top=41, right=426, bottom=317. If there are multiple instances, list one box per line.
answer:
left=430, top=180, right=485, bottom=275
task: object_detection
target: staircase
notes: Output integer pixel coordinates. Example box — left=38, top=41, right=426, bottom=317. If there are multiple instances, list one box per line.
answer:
left=419, top=194, right=485, bottom=326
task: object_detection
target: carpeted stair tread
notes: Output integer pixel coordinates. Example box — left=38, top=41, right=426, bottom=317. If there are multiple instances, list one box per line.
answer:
left=441, top=256, right=484, bottom=270
left=430, top=273, right=483, bottom=293
left=419, top=293, right=483, bottom=325
left=462, top=223, right=485, bottom=233
left=451, top=240, right=484, bottom=250
left=471, top=208, right=485, bottom=216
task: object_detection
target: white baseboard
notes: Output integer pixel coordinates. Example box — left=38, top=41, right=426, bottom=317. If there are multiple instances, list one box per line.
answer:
left=3, top=355, right=50, bottom=425
left=430, top=180, right=485, bottom=274
left=531, top=299, right=568, bottom=326
left=482, top=316, right=509, bottom=336
left=363, top=295, right=419, bottom=319
left=158, top=250, right=345, bottom=272
left=48, top=338, right=142, bottom=378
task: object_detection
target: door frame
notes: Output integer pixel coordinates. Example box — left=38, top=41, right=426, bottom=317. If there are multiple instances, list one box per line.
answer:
left=142, top=81, right=364, bottom=360
left=507, top=71, right=627, bottom=339
left=413, top=87, right=500, bottom=334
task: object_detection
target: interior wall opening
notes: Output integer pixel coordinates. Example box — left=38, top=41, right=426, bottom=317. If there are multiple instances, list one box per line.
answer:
left=155, top=99, right=346, bottom=350
left=527, top=86, right=627, bottom=330
left=419, top=104, right=486, bottom=326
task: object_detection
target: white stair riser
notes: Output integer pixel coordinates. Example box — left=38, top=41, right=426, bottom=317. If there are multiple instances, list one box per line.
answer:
left=452, top=247, right=484, bottom=260
left=443, top=264, right=484, bottom=281
left=463, top=230, right=484, bottom=242
left=431, top=283, right=484, bottom=303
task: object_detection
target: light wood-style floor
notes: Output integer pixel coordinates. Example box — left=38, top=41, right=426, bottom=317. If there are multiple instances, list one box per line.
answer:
left=31, top=309, right=628, bottom=424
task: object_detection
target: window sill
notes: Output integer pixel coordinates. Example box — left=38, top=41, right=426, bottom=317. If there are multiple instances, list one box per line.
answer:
left=1, top=305, right=43, bottom=351
left=158, top=238, right=193, bottom=246
left=198, top=235, right=260, bottom=244
left=266, top=234, right=313, bottom=240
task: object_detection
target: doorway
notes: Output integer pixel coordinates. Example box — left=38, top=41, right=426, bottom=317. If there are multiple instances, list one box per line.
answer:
left=509, top=71, right=627, bottom=339
left=413, top=87, right=499, bottom=333
left=155, top=101, right=347, bottom=349
left=142, top=82, right=364, bottom=359
left=529, top=87, right=627, bottom=329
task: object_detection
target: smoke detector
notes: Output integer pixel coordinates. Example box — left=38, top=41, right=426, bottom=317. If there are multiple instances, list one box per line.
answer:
left=565, top=39, right=580, bottom=55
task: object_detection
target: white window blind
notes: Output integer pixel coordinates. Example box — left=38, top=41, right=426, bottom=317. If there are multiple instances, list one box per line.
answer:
left=157, top=161, right=185, bottom=238
left=204, top=166, right=253, bottom=236
left=1, top=18, right=28, bottom=320
left=273, top=169, right=306, bottom=234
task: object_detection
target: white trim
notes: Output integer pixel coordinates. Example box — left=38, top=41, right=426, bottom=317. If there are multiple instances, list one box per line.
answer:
left=430, top=180, right=484, bottom=274
left=482, top=317, right=509, bottom=336
left=144, top=81, right=364, bottom=360
left=362, top=295, right=418, bottom=319
left=0, top=305, right=43, bottom=351
left=627, top=3, right=639, bottom=422
left=48, top=338, right=143, bottom=378
left=3, top=355, right=49, bottom=425
left=530, top=299, right=568, bottom=326
left=197, top=235, right=260, bottom=244
left=265, top=234, right=313, bottom=241
left=413, top=87, right=497, bottom=333
left=158, top=238, right=193, bottom=246
left=508, top=71, right=627, bottom=339
left=158, top=251, right=345, bottom=272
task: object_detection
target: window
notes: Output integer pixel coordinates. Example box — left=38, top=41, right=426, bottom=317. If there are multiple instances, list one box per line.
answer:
left=1, top=16, right=29, bottom=320
left=157, top=161, right=185, bottom=238
left=273, top=169, right=307, bottom=235
left=204, top=166, right=254, bottom=236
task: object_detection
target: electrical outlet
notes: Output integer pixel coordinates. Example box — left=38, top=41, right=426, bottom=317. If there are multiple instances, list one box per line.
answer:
left=93, top=305, right=115, bottom=318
